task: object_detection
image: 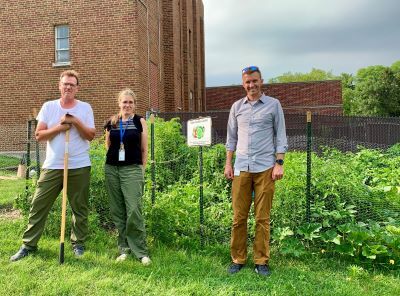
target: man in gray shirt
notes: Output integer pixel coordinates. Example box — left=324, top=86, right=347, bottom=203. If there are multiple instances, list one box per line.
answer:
left=224, top=66, right=288, bottom=276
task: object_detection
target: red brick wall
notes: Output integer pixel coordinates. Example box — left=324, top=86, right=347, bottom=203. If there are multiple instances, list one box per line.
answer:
left=0, top=0, right=205, bottom=151
left=206, top=80, right=343, bottom=115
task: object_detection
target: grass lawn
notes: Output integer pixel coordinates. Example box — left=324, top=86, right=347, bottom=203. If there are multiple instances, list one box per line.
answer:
left=0, top=178, right=25, bottom=208
left=1, top=217, right=399, bottom=296
left=1, top=176, right=399, bottom=295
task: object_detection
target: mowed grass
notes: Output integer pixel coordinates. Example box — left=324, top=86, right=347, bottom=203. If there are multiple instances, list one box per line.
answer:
left=1, top=217, right=399, bottom=296
left=0, top=177, right=399, bottom=295
left=0, top=178, right=25, bottom=207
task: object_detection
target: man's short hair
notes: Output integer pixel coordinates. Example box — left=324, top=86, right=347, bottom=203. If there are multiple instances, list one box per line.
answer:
left=60, top=70, right=79, bottom=86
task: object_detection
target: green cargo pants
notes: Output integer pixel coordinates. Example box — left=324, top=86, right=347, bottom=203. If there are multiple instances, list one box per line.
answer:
left=105, top=164, right=148, bottom=259
left=22, top=167, right=91, bottom=250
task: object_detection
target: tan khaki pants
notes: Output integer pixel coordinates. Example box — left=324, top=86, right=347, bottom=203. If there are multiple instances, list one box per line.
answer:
left=230, top=168, right=274, bottom=265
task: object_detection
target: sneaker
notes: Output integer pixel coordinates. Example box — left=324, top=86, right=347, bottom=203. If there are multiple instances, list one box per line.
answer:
left=227, top=263, right=244, bottom=274
left=116, top=253, right=128, bottom=262
left=10, top=247, right=33, bottom=262
left=254, top=264, right=271, bottom=276
left=141, top=256, right=151, bottom=266
left=73, top=245, right=85, bottom=257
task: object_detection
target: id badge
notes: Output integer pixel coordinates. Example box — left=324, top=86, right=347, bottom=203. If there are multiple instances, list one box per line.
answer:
left=119, top=149, right=125, bottom=161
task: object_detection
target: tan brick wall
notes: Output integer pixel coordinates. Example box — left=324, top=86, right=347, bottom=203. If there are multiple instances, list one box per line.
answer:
left=0, top=0, right=205, bottom=151
left=206, top=80, right=343, bottom=115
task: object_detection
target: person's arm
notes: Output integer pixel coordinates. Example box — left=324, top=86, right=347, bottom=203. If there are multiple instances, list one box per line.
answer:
left=272, top=153, right=285, bottom=180
left=224, top=150, right=235, bottom=180
left=105, top=130, right=111, bottom=149
left=224, top=104, right=238, bottom=180
left=35, top=121, right=71, bottom=142
left=61, top=114, right=96, bottom=141
left=272, top=101, right=288, bottom=181
left=140, top=118, right=148, bottom=170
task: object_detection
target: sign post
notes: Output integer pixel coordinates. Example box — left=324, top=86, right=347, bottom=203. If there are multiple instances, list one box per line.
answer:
left=187, top=117, right=212, bottom=247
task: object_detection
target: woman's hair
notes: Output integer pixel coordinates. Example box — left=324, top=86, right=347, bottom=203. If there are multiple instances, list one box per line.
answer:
left=110, top=88, right=137, bottom=126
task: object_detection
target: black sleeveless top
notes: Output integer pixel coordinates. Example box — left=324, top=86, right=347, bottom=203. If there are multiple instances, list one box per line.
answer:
left=105, top=114, right=143, bottom=166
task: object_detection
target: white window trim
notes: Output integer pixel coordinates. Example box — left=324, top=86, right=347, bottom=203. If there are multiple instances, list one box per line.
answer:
left=53, top=25, right=70, bottom=67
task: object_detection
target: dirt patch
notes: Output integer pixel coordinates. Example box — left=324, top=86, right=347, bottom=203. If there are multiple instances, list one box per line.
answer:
left=0, top=208, right=22, bottom=220
left=0, top=175, right=20, bottom=180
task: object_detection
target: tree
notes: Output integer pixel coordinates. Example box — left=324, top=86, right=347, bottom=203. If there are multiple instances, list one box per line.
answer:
left=269, top=68, right=338, bottom=83
left=350, top=65, right=400, bottom=116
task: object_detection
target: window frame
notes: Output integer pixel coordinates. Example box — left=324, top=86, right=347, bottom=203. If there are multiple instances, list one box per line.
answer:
left=53, top=24, right=71, bottom=67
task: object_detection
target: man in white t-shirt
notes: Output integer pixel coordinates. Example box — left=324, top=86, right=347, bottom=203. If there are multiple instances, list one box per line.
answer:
left=10, top=70, right=96, bottom=262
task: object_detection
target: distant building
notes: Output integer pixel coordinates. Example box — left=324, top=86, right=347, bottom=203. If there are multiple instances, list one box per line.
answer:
left=206, top=80, right=343, bottom=115
left=0, top=0, right=205, bottom=151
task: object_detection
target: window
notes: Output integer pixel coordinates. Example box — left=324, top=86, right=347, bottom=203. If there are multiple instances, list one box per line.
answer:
left=54, top=25, right=70, bottom=65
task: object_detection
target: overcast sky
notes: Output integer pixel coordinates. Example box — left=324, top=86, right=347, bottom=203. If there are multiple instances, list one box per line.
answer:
left=202, top=0, right=400, bottom=86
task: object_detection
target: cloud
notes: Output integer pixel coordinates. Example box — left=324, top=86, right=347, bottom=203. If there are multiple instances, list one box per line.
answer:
left=203, top=0, right=400, bottom=86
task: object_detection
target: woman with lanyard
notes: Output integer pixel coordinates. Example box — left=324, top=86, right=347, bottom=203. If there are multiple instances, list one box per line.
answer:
left=104, top=88, right=150, bottom=265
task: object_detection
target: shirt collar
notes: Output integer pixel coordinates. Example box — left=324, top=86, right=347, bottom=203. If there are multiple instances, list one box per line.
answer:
left=244, top=93, right=266, bottom=104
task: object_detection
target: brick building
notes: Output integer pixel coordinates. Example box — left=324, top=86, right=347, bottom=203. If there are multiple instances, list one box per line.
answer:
left=206, top=80, right=343, bottom=115
left=0, top=0, right=205, bottom=151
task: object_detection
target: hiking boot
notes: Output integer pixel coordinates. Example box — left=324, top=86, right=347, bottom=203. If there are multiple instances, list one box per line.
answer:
left=116, top=253, right=128, bottom=262
left=73, top=245, right=84, bottom=257
left=227, top=263, right=244, bottom=274
left=10, top=247, right=34, bottom=262
left=141, top=256, right=151, bottom=266
left=254, top=264, right=271, bottom=276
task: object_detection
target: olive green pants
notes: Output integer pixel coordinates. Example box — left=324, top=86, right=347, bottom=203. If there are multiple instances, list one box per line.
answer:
left=22, top=167, right=91, bottom=250
left=230, top=168, right=275, bottom=265
left=105, top=164, right=148, bottom=259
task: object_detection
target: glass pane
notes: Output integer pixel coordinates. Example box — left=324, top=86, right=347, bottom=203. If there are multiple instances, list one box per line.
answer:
left=57, top=38, right=69, bottom=50
left=57, top=50, right=70, bottom=62
left=56, top=25, right=69, bottom=38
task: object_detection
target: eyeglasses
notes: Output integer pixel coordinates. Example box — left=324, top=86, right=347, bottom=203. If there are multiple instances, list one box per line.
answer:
left=242, top=66, right=260, bottom=74
left=61, top=82, right=77, bottom=88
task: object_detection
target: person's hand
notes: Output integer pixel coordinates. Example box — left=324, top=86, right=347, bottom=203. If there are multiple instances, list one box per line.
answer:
left=58, top=123, right=71, bottom=132
left=272, top=164, right=284, bottom=181
left=224, top=164, right=234, bottom=180
left=60, top=113, right=75, bottom=125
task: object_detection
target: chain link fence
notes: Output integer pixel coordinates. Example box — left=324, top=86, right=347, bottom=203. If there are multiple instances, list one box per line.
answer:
left=2, top=111, right=399, bottom=256
left=147, top=111, right=400, bottom=249
left=0, top=120, right=45, bottom=179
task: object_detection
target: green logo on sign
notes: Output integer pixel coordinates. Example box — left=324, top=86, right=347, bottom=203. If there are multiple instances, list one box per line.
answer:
left=193, top=126, right=205, bottom=139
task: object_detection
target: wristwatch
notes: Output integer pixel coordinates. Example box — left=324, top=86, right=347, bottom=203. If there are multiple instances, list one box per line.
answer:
left=275, top=159, right=284, bottom=165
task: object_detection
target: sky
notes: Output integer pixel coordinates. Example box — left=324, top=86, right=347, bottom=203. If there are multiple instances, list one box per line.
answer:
left=202, top=0, right=400, bottom=86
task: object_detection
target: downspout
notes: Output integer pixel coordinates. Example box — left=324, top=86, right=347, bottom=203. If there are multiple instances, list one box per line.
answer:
left=179, top=0, right=184, bottom=111
left=138, top=0, right=151, bottom=110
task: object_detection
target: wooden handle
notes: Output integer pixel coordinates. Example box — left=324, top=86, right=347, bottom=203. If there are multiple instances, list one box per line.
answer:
left=59, top=129, right=70, bottom=264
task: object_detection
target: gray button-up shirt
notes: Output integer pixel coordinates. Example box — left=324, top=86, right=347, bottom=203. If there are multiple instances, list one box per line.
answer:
left=226, top=93, right=288, bottom=173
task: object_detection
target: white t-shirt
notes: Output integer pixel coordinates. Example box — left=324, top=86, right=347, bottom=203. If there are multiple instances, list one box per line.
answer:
left=37, top=99, right=95, bottom=169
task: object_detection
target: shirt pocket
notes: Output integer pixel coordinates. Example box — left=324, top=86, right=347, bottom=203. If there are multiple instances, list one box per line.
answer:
left=253, top=113, right=273, bottom=127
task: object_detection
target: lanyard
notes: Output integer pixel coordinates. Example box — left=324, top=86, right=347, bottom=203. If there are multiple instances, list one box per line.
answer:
left=119, top=117, right=130, bottom=148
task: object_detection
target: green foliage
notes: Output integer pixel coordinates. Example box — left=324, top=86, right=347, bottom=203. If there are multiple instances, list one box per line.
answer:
left=343, top=62, right=400, bottom=116
left=0, top=154, right=20, bottom=168
left=269, top=68, right=338, bottom=83
left=268, top=60, right=400, bottom=116
left=149, top=117, right=198, bottom=191
left=12, top=117, right=400, bottom=268
left=89, top=137, right=111, bottom=229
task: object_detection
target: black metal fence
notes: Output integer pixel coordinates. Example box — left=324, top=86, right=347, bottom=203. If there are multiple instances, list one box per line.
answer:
left=156, top=111, right=400, bottom=151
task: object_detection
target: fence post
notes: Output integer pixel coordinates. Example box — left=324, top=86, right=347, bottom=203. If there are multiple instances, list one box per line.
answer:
left=150, top=113, right=156, bottom=206
left=25, top=119, right=32, bottom=195
left=31, top=108, right=40, bottom=178
left=306, top=111, right=312, bottom=223
left=33, top=119, right=40, bottom=178
left=199, top=146, right=204, bottom=247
